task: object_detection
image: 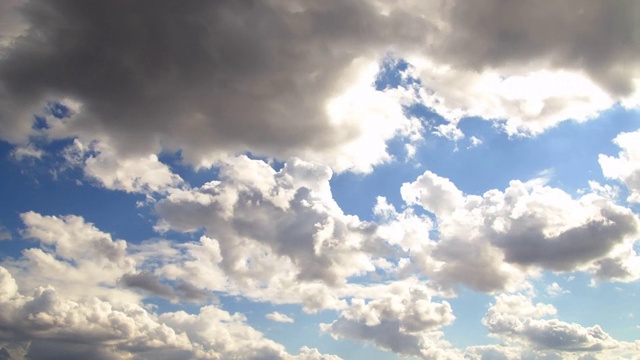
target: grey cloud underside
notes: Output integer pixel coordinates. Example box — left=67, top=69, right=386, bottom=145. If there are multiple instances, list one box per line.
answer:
left=119, top=271, right=212, bottom=303
left=492, top=208, right=638, bottom=271
left=1, top=0, right=638, bottom=166
left=0, top=0, right=433, bottom=163
left=441, top=0, right=640, bottom=96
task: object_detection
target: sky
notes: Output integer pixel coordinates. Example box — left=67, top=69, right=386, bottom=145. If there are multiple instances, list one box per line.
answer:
left=0, top=0, right=639, bottom=359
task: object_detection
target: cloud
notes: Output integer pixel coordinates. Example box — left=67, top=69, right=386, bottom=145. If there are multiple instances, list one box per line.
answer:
left=61, top=139, right=184, bottom=195
left=0, top=266, right=192, bottom=359
left=2, top=0, right=638, bottom=179
left=545, top=283, right=569, bottom=297
left=437, top=1, right=640, bottom=97
left=0, top=227, right=10, bottom=242
left=401, top=170, right=465, bottom=218
left=153, top=156, right=391, bottom=311
left=0, top=0, right=430, bottom=173
left=10, top=144, right=43, bottom=161
left=463, top=344, right=522, bottom=360
left=599, top=129, right=640, bottom=203
left=402, top=0, right=640, bottom=136
left=118, top=271, right=212, bottom=304
left=400, top=171, right=640, bottom=292
left=10, top=212, right=138, bottom=303
left=265, top=312, right=294, bottom=324
left=321, top=284, right=459, bottom=360
left=0, top=216, right=341, bottom=360
left=483, top=293, right=620, bottom=352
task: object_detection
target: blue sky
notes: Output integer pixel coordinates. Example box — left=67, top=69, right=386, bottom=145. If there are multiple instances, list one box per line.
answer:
left=0, top=1, right=640, bottom=359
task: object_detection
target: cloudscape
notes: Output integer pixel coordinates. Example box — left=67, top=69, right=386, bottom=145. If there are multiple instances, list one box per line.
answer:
left=0, top=1, right=639, bottom=359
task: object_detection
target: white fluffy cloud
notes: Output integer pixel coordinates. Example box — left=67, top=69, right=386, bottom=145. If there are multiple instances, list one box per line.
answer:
left=483, top=294, right=619, bottom=352
left=153, top=156, right=391, bottom=311
left=0, top=214, right=340, bottom=360
left=599, top=129, right=640, bottom=203
left=321, top=284, right=460, bottom=360
left=400, top=171, right=640, bottom=292
left=0, top=265, right=337, bottom=360
left=10, top=211, right=138, bottom=304
left=62, top=138, right=184, bottom=195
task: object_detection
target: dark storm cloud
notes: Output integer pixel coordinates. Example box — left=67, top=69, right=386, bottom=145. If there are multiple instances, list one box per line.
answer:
left=0, top=0, right=436, bottom=167
left=440, top=0, right=640, bottom=95
left=2, top=0, right=635, bottom=170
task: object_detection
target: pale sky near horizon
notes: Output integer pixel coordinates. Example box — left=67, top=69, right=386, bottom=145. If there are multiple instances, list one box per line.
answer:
left=0, top=1, right=640, bottom=359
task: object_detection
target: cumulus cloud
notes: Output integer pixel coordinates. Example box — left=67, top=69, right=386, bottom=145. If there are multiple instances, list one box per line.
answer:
left=463, top=344, right=522, bottom=360
left=0, top=266, right=192, bottom=359
left=0, top=265, right=337, bottom=360
left=321, top=284, right=460, bottom=360
left=483, top=293, right=620, bottom=352
left=400, top=170, right=640, bottom=292
left=11, top=211, right=138, bottom=303
left=153, top=156, right=391, bottom=311
left=0, top=216, right=340, bottom=360
left=61, top=139, right=184, bottom=195
left=599, top=129, right=640, bottom=203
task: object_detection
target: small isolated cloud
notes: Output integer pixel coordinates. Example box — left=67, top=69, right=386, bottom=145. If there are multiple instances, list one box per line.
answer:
left=468, top=136, right=483, bottom=149
left=265, top=312, right=294, bottom=324
left=0, top=227, right=10, bottom=241
left=545, top=282, right=570, bottom=297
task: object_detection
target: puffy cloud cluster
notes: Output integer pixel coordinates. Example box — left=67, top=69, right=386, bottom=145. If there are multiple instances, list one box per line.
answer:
left=321, top=284, right=460, bottom=360
left=62, top=139, right=184, bottom=195
left=400, top=171, right=640, bottom=292
left=153, top=156, right=391, bottom=311
left=0, top=215, right=340, bottom=360
left=2, top=161, right=639, bottom=359
left=483, top=294, right=619, bottom=352
left=11, top=211, right=137, bottom=304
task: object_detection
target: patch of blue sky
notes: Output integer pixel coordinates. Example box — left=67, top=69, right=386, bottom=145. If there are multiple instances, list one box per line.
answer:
left=45, top=101, right=73, bottom=119
left=157, top=149, right=221, bottom=188
left=375, top=56, right=411, bottom=91
left=31, top=115, right=48, bottom=130
left=442, top=289, right=495, bottom=349
left=0, top=140, right=156, bottom=250
left=332, top=106, right=639, bottom=224
left=535, top=272, right=640, bottom=343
